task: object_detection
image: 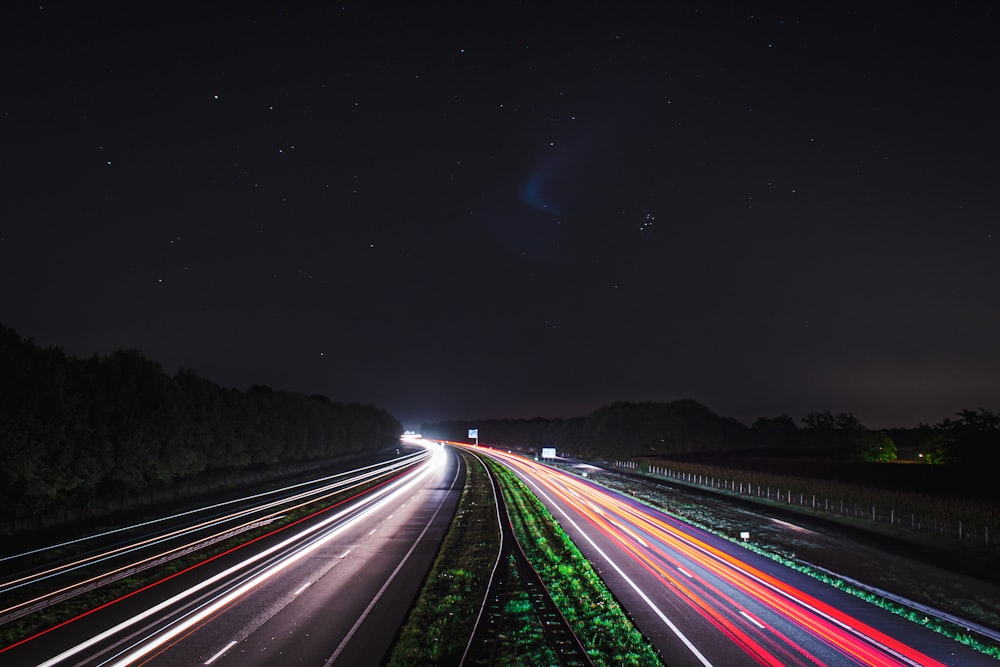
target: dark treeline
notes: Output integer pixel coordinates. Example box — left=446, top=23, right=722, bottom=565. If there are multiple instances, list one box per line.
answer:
left=751, top=409, right=1000, bottom=465
left=422, top=401, right=999, bottom=466
left=422, top=400, right=752, bottom=460
left=0, top=325, right=401, bottom=526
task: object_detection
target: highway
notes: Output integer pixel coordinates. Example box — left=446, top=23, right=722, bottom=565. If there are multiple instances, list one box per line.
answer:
left=471, top=447, right=995, bottom=667
left=0, top=443, right=461, bottom=666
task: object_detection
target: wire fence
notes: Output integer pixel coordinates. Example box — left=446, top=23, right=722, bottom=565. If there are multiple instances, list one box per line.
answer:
left=613, top=459, right=999, bottom=548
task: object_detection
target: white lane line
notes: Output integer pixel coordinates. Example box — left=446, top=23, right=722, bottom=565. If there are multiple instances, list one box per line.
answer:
left=204, top=640, right=236, bottom=665
left=368, top=529, right=377, bottom=535
left=324, top=449, right=460, bottom=666
left=677, top=567, right=693, bottom=578
left=740, top=611, right=765, bottom=629
left=53, top=462, right=436, bottom=667
left=523, top=477, right=714, bottom=667
left=387, top=514, right=395, bottom=520
left=294, top=582, right=311, bottom=595
left=2, top=452, right=428, bottom=566
left=338, top=550, right=352, bottom=558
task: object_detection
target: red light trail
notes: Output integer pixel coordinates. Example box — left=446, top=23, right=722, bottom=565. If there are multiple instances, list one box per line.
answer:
left=467, top=445, right=949, bottom=667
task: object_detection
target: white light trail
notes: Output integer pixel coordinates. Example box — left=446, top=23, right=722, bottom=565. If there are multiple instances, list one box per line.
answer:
left=1, top=452, right=428, bottom=598
left=323, top=446, right=457, bottom=666
left=38, top=458, right=437, bottom=667
left=1, top=451, right=427, bottom=565
left=1, top=454, right=430, bottom=624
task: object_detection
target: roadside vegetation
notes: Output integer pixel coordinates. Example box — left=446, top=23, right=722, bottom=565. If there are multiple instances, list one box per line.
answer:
left=389, top=451, right=663, bottom=666
left=485, top=458, right=663, bottom=667
left=490, top=558, right=560, bottom=666
left=421, top=404, right=1000, bottom=474
left=631, top=459, right=1000, bottom=553
left=590, top=463, right=1000, bottom=660
left=386, top=450, right=500, bottom=665
left=0, top=324, right=400, bottom=535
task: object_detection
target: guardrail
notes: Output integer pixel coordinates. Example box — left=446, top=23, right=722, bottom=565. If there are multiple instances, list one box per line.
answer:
left=0, top=516, right=277, bottom=626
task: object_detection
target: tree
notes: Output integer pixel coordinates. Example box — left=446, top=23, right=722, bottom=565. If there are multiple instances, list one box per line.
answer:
left=851, top=430, right=897, bottom=462
left=580, top=400, right=742, bottom=457
left=939, top=408, right=1000, bottom=465
left=801, top=411, right=861, bottom=431
left=799, top=411, right=862, bottom=454
left=751, top=414, right=798, bottom=449
left=914, top=423, right=948, bottom=464
left=0, top=322, right=403, bottom=525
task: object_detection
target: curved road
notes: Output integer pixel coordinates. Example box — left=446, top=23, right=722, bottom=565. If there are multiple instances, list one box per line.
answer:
left=472, top=447, right=995, bottom=667
left=2, top=443, right=462, bottom=667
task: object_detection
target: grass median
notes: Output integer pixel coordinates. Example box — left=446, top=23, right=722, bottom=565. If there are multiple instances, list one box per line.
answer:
left=386, top=450, right=501, bottom=665
left=486, top=458, right=663, bottom=667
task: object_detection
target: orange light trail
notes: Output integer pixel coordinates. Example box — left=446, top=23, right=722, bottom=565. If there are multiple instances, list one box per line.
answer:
left=463, top=445, right=945, bottom=667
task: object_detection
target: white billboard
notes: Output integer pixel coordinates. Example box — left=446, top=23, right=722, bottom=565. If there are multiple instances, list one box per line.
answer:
left=541, top=447, right=556, bottom=459
left=468, top=428, right=478, bottom=439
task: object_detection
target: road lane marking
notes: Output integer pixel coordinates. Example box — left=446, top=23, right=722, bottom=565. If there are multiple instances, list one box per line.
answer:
left=677, top=567, right=693, bottom=578
left=368, top=529, right=377, bottom=535
left=204, top=640, right=236, bottom=665
left=324, top=451, right=461, bottom=667
left=740, top=611, right=765, bottom=629
left=495, top=453, right=947, bottom=667
left=294, top=582, right=311, bottom=595
left=1, top=452, right=429, bottom=567
left=50, top=457, right=440, bottom=667
left=338, top=550, right=352, bottom=558
left=522, top=476, right=714, bottom=667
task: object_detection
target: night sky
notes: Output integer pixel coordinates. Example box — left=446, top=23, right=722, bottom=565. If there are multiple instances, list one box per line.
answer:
left=2, top=2, right=998, bottom=429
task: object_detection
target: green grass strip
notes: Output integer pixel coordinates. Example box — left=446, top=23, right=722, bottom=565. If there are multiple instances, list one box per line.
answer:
left=599, top=467, right=1000, bottom=660
left=486, top=458, right=664, bottom=667
left=491, top=554, right=561, bottom=666
left=386, top=450, right=500, bottom=665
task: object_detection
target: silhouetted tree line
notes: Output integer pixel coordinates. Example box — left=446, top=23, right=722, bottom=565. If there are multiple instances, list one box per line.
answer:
left=423, top=401, right=998, bottom=466
left=422, top=400, right=753, bottom=459
left=0, top=325, right=401, bottom=522
left=912, top=409, right=1000, bottom=465
left=752, top=409, right=1000, bottom=465
left=753, top=411, right=898, bottom=462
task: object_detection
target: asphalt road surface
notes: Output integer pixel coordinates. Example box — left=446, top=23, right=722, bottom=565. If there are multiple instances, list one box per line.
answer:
left=474, top=447, right=996, bottom=667
left=2, top=443, right=461, bottom=667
